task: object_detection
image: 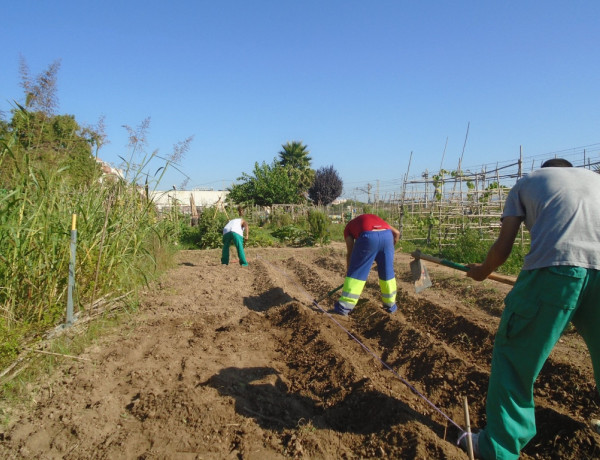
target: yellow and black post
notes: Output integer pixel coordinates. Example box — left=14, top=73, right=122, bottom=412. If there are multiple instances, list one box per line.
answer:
left=66, top=213, right=77, bottom=326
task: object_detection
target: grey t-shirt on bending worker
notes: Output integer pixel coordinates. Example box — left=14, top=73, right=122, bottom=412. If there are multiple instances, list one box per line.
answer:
left=502, top=167, right=600, bottom=271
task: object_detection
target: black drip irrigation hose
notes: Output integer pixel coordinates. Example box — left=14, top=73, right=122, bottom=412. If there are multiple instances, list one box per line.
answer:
left=255, top=255, right=469, bottom=444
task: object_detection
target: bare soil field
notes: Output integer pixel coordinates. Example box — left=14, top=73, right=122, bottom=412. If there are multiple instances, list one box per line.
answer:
left=1, top=245, right=599, bottom=459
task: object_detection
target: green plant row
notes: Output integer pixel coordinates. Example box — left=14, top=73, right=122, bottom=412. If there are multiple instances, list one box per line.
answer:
left=175, top=203, right=527, bottom=276
left=179, top=207, right=339, bottom=249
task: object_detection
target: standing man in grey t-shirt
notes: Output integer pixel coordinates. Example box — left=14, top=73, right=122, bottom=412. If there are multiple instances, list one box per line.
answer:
left=460, top=159, right=600, bottom=459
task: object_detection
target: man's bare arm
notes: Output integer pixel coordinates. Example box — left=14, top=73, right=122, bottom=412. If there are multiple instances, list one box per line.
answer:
left=345, top=235, right=355, bottom=272
left=242, top=219, right=249, bottom=240
left=467, top=216, right=522, bottom=281
left=389, top=225, right=400, bottom=246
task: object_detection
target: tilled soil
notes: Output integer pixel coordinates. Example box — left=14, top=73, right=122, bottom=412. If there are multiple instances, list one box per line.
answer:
left=1, top=245, right=599, bottom=459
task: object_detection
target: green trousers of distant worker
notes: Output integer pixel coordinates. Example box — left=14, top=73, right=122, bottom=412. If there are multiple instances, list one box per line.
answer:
left=478, top=266, right=600, bottom=459
left=221, top=232, right=248, bottom=266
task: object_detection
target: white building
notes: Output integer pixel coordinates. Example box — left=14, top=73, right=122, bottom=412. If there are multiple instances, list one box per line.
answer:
left=96, top=159, right=125, bottom=183
left=150, top=189, right=229, bottom=214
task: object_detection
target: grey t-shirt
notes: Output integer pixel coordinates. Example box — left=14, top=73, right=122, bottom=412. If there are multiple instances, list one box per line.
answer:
left=502, top=167, right=600, bottom=270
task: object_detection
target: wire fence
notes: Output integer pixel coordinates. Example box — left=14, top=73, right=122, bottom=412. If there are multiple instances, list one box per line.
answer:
left=372, top=145, right=600, bottom=252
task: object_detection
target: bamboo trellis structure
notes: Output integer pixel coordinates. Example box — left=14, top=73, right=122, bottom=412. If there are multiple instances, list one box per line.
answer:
left=393, top=148, right=600, bottom=252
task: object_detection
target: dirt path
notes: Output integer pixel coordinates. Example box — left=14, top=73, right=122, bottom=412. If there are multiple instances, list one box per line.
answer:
left=1, top=246, right=599, bottom=459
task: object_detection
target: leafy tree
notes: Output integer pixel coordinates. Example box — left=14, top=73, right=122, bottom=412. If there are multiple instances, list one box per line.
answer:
left=278, top=141, right=315, bottom=193
left=228, top=160, right=305, bottom=207
left=0, top=59, right=102, bottom=188
left=6, top=108, right=100, bottom=187
left=308, top=165, right=343, bottom=206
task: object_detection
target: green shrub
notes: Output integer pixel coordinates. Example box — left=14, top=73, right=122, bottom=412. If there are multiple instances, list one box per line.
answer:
left=440, top=227, right=529, bottom=276
left=328, top=222, right=345, bottom=242
left=269, top=210, right=293, bottom=227
left=0, top=321, right=22, bottom=368
left=397, top=240, right=417, bottom=253
left=501, top=243, right=528, bottom=275
left=307, top=209, right=329, bottom=245
left=246, top=226, right=278, bottom=247
left=441, top=228, right=490, bottom=264
left=178, top=219, right=201, bottom=249
left=195, top=209, right=229, bottom=249
left=271, top=225, right=311, bottom=246
left=374, top=210, right=391, bottom=222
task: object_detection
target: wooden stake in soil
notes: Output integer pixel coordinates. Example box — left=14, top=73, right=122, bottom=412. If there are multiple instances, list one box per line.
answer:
left=463, top=396, right=475, bottom=460
left=25, top=348, right=91, bottom=362
left=190, top=193, right=198, bottom=226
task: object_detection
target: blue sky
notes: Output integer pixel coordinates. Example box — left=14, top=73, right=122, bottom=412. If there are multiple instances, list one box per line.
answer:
left=2, top=1, right=600, bottom=200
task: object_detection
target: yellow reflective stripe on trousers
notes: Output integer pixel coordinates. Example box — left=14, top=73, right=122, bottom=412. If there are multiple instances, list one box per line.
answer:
left=339, top=277, right=366, bottom=307
left=379, top=278, right=397, bottom=307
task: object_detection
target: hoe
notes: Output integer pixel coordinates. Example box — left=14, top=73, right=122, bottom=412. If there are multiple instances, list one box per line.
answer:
left=410, top=249, right=515, bottom=293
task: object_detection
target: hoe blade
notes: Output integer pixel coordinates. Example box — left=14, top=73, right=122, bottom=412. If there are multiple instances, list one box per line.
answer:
left=410, top=258, right=432, bottom=294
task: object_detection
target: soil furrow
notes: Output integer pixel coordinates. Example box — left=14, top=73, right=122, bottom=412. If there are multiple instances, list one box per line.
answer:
left=1, top=247, right=598, bottom=459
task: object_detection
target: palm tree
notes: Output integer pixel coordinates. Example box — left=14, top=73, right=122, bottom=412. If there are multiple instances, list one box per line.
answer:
left=278, top=141, right=315, bottom=193
left=278, top=141, right=311, bottom=168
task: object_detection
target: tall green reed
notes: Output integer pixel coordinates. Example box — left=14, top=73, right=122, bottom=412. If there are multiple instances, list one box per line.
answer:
left=0, top=109, right=184, bottom=366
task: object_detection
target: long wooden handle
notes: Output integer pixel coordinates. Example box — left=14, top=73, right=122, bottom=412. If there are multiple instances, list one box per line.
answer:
left=485, top=272, right=516, bottom=286
left=412, top=251, right=515, bottom=286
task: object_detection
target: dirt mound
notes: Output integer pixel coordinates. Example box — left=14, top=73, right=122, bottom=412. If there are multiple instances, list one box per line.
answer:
left=1, top=247, right=599, bottom=459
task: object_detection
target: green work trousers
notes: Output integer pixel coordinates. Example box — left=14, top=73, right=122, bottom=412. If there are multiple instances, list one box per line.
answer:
left=479, top=266, right=600, bottom=459
left=221, top=232, right=248, bottom=266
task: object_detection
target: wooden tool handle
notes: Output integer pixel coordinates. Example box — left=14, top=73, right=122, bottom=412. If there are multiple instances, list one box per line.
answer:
left=414, top=252, right=469, bottom=271
left=486, top=272, right=516, bottom=286
left=412, top=251, right=515, bottom=286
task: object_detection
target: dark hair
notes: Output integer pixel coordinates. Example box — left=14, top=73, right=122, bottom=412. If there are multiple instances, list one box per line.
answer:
left=541, top=158, right=573, bottom=168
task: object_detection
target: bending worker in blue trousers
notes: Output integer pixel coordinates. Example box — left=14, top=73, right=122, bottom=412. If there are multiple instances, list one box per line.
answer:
left=463, top=158, right=600, bottom=459
left=333, top=214, right=400, bottom=315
